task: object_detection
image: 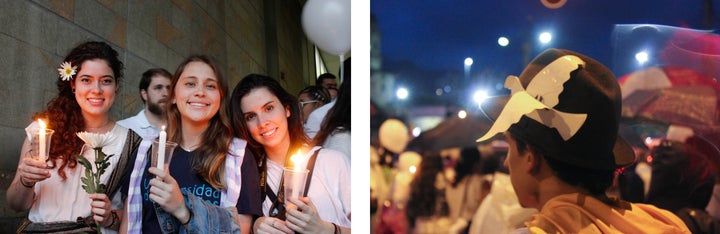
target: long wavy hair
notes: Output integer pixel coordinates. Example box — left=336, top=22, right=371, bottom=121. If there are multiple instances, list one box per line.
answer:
left=452, top=147, right=482, bottom=187
left=166, top=55, right=232, bottom=190
left=314, top=57, right=351, bottom=147
left=229, top=74, right=309, bottom=162
left=32, top=41, right=123, bottom=180
left=406, top=152, right=445, bottom=227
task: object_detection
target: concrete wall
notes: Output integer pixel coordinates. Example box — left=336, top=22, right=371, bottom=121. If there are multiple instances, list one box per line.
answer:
left=0, top=0, right=316, bottom=230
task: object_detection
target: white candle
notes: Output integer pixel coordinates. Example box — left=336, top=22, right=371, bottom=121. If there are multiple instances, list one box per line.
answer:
left=38, top=119, right=47, bottom=162
left=290, top=150, right=303, bottom=198
left=157, top=125, right=166, bottom=171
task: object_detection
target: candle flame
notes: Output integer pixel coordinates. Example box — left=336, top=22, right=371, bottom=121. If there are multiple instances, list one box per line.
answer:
left=290, top=150, right=302, bottom=170
left=409, top=165, right=417, bottom=174
left=162, top=125, right=166, bottom=131
left=38, top=119, right=46, bottom=129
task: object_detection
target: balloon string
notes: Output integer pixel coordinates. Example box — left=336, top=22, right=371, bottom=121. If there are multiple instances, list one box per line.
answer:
left=339, top=54, right=345, bottom=83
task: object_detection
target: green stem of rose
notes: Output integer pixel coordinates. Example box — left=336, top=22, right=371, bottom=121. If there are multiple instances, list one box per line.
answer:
left=93, top=149, right=101, bottom=234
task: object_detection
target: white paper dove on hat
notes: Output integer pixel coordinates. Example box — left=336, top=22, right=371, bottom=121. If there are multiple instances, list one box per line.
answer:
left=477, top=55, right=589, bottom=142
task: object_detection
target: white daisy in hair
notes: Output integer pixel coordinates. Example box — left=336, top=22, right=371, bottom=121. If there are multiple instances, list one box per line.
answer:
left=57, top=61, right=77, bottom=81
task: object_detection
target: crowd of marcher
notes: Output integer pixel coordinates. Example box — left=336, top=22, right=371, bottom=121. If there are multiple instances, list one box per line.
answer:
left=371, top=48, right=720, bottom=233
left=8, top=40, right=351, bottom=233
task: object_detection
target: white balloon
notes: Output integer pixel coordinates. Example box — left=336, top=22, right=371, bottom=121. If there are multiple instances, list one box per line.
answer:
left=301, top=0, right=351, bottom=56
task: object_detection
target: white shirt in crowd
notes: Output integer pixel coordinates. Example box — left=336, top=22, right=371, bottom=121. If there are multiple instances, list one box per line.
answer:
left=117, top=110, right=160, bottom=138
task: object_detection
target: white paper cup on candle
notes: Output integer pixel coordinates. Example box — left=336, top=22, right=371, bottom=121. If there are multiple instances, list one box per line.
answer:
left=152, top=140, right=178, bottom=172
left=29, top=128, right=54, bottom=161
left=283, top=167, right=309, bottom=210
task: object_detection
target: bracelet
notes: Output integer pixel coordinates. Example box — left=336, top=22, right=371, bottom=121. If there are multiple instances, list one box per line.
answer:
left=332, top=222, right=340, bottom=234
left=181, top=211, right=193, bottom=226
left=20, top=178, right=35, bottom=188
left=104, top=210, right=118, bottom=228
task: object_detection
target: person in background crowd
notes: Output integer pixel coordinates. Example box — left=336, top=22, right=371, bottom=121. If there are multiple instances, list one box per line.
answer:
left=297, top=85, right=330, bottom=125
left=304, top=72, right=340, bottom=139
left=475, top=48, right=690, bottom=233
left=445, top=147, right=485, bottom=233
left=315, top=73, right=338, bottom=100
left=121, top=55, right=261, bottom=234
left=404, top=152, right=449, bottom=233
left=229, top=74, right=351, bottom=234
left=619, top=130, right=719, bottom=233
left=8, top=41, right=142, bottom=233
left=118, top=68, right=172, bottom=138
left=313, top=57, right=351, bottom=159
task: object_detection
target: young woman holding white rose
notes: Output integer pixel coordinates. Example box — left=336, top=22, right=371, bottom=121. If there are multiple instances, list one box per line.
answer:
left=7, top=41, right=142, bottom=233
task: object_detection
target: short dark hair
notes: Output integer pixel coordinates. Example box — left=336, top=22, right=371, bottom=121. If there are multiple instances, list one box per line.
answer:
left=316, top=73, right=336, bottom=86
left=139, top=68, right=171, bottom=102
left=511, top=131, right=615, bottom=198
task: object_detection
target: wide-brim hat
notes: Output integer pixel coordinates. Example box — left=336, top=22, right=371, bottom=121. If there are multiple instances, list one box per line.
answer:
left=476, top=48, right=635, bottom=170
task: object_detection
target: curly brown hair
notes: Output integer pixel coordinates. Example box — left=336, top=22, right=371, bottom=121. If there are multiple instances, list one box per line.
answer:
left=32, top=41, right=123, bottom=180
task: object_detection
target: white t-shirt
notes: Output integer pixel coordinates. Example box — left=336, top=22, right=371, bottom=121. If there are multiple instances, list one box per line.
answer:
left=262, top=146, right=351, bottom=228
left=304, top=100, right=336, bottom=139
left=27, top=123, right=129, bottom=234
left=117, top=110, right=159, bottom=138
left=322, top=129, right=350, bottom=161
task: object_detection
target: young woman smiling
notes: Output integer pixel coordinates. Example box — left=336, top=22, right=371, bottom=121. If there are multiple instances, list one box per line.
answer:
left=229, top=74, right=350, bottom=234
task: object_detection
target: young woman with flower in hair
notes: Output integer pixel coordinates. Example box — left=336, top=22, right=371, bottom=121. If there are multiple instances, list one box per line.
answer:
left=7, top=41, right=142, bottom=233
left=229, top=74, right=350, bottom=234
left=120, top=55, right=261, bottom=234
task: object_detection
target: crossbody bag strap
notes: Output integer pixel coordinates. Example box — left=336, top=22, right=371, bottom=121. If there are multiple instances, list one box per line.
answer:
left=106, top=130, right=142, bottom=197
left=303, top=148, right=321, bottom=197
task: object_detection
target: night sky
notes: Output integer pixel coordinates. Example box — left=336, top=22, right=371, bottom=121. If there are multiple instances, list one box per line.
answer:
left=371, top=0, right=715, bottom=101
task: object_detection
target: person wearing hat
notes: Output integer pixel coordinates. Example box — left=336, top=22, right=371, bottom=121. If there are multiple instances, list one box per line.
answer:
left=476, top=48, right=690, bottom=233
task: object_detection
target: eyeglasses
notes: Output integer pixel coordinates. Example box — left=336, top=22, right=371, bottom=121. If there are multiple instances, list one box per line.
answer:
left=299, top=100, right=319, bottom=108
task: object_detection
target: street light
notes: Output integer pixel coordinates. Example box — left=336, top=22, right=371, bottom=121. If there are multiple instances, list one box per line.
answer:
left=464, top=57, right=473, bottom=82
left=464, top=57, right=474, bottom=67
left=498, top=37, right=510, bottom=47
left=635, top=51, right=649, bottom=65
left=458, top=110, right=468, bottom=119
left=539, top=32, right=552, bottom=44
left=396, top=87, right=409, bottom=100
left=473, top=89, right=489, bottom=105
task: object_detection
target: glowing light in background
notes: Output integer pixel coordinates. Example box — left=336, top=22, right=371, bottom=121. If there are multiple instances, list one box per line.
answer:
left=458, top=110, right=468, bottom=119
left=635, top=51, right=649, bottom=65
left=498, top=37, right=509, bottom=47
left=473, top=90, right=489, bottom=105
left=412, top=126, right=422, bottom=137
left=396, top=87, right=409, bottom=100
left=464, top=57, right=474, bottom=66
left=539, top=32, right=552, bottom=44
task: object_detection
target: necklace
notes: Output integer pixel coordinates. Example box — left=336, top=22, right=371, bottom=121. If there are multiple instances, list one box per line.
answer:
left=85, top=121, right=114, bottom=133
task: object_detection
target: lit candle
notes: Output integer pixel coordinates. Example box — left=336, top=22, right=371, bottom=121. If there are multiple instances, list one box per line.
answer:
left=157, top=125, right=166, bottom=171
left=290, top=150, right=303, bottom=198
left=38, top=119, right=47, bottom=162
